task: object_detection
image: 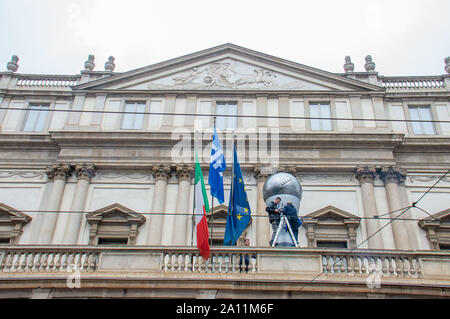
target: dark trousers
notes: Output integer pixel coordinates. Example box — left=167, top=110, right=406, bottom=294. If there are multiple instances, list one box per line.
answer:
left=269, top=220, right=280, bottom=246
left=287, top=216, right=299, bottom=242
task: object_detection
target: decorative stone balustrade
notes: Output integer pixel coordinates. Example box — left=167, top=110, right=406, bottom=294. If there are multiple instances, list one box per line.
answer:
left=161, top=250, right=257, bottom=274
left=0, top=246, right=449, bottom=283
left=0, top=248, right=98, bottom=272
left=382, top=76, right=446, bottom=90
left=16, top=75, right=80, bottom=87
left=321, top=251, right=422, bottom=278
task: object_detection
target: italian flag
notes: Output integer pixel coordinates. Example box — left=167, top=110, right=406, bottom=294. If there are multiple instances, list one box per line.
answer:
left=194, top=154, right=210, bottom=260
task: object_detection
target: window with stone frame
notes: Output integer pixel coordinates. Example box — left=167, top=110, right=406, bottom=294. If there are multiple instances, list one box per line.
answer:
left=206, top=204, right=251, bottom=246
left=23, top=103, right=50, bottom=132
left=121, top=101, right=146, bottom=130
left=302, top=205, right=361, bottom=249
left=215, top=101, right=237, bottom=130
left=419, top=208, right=450, bottom=250
left=309, top=102, right=332, bottom=131
left=0, top=203, right=32, bottom=245
left=408, top=106, right=435, bottom=135
left=86, top=203, right=146, bottom=245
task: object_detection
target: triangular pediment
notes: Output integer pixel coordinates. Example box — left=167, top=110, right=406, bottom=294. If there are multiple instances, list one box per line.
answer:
left=74, top=43, right=382, bottom=92
left=304, top=205, right=360, bottom=221
left=86, top=203, right=146, bottom=225
left=207, top=204, right=229, bottom=220
left=419, top=208, right=450, bottom=227
left=0, top=203, right=32, bottom=224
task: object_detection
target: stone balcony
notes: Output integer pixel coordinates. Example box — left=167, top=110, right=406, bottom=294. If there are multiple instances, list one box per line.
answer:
left=0, top=246, right=449, bottom=298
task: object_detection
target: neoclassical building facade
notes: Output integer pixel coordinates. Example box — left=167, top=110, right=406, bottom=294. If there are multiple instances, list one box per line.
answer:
left=0, top=44, right=449, bottom=298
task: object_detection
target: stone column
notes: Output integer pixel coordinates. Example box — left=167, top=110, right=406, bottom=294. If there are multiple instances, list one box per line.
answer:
left=398, top=175, right=419, bottom=249
left=173, top=165, right=193, bottom=246
left=253, top=166, right=271, bottom=247
left=148, top=165, right=171, bottom=245
left=355, top=166, right=384, bottom=249
left=33, top=164, right=72, bottom=244
left=380, top=166, right=411, bottom=250
left=63, top=164, right=96, bottom=244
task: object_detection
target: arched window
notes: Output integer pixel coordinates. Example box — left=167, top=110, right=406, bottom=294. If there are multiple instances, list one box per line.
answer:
left=86, top=203, right=146, bottom=245
left=0, top=203, right=31, bottom=245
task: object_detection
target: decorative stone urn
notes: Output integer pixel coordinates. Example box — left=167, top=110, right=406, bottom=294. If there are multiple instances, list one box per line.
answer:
left=84, top=54, right=95, bottom=71
left=105, top=56, right=115, bottom=72
left=445, top=57, right=450, bottom=74
left=7, top=55, right=19, bottom=72
left=343, top=56, right=354, bottom=72
left=364, top=55, right=376, bottom=72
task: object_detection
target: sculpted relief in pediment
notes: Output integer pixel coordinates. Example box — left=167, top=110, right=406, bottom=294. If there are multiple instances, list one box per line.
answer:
left=142, top=59, right=328, bottom=90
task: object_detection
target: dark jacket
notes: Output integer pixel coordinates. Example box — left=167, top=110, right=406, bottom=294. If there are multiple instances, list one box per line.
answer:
left=266, top=201, right=281, bottom=223
left=282, top=203, right=297, bottom=217
left=283, top=203, right=299, bottom=229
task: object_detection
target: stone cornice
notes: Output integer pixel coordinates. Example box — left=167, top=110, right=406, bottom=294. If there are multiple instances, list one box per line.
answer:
left=0, top=134, right=58, bottom=150
left=49, top=131, right=405, bottom=149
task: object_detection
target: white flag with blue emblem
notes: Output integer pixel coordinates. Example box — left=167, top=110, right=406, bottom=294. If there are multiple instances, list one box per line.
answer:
left=208, top=127, right=227, bottom=204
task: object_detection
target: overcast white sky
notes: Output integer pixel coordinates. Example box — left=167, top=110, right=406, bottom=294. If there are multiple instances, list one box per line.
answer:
left=1, top=0, right=449, bottom=76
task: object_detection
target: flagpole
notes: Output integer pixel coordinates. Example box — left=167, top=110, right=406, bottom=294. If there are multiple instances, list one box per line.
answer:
left=191, top=158, right=195, bottom=247
left=229, top=141, right=236, bottom=245
left=210, top=116, right=216, bottom=248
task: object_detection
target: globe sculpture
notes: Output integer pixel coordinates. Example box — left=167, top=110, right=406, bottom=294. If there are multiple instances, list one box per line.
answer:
left=263, top=172, right=302, bottom=247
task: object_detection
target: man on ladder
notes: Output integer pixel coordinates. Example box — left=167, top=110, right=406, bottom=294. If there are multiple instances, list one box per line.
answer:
left=267, top=199, right=301, bottom=247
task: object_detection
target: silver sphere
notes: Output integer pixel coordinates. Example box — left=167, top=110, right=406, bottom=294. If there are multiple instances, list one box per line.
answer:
left=263, top=172, right=302, bottom=203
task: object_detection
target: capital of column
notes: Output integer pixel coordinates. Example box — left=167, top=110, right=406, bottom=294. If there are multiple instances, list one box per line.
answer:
left=152, top=165, right=172, bottom=182
left=252, top=165, right=271, bottom=183
left=278, top=165, right=297, bottom=176
left=45, top=163, right=72, bottom=181
left=74, top=164, right=96, bottom=182
left=175, top=165, right=194, bottom=182
left=379, top=166, right=406, bottom=185
left=354, top=166, right=377, bottom=184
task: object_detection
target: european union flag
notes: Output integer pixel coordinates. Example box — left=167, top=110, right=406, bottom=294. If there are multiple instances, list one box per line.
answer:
left=208, top=127, right=226, bottom=204
left=224, top=145, right=251, bottom=246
